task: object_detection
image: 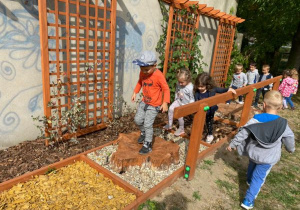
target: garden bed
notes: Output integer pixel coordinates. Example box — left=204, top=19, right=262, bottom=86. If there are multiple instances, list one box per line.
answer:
left=0, top=161, right=136, bottom=209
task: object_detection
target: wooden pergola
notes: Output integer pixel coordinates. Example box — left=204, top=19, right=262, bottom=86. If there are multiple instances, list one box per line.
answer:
left=161, top=0, right=245, bottom=87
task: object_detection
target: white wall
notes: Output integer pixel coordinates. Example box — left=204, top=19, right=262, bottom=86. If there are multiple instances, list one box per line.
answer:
left=0, top=0, right=237, bottom=148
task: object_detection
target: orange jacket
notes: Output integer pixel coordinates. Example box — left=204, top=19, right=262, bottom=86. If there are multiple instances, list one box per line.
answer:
left=134, top=69, right=170, bottom=107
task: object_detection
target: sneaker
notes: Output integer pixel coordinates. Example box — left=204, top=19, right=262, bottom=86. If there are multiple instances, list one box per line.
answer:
left=137, top=133, right=145, bottom=144
left=139, top=142, right=152, bottom=155
left=238, top=101, right=244, bottom=104
left=241, top=198, right=254, bottom=209
left=174, top=128, right=185, bottom=136
left=163, top=124, right=171, bottom=130
left=206, top=135, right=214, bottom=143
left=291, top=107, right=295, bottom=110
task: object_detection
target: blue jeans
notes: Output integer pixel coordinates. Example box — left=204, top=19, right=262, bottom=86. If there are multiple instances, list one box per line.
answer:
left=245, top=160, right=272, bottom=203
left=285, top=95, right=294, bottom=108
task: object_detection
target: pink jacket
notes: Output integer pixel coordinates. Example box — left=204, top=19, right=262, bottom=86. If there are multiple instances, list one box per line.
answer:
left=279, top=77, right=298, bottom=97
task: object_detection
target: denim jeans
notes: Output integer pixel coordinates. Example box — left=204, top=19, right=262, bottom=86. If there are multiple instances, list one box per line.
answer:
left=285, top=95, right=294, bottom=108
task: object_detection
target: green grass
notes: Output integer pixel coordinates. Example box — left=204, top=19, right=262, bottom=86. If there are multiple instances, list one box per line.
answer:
left=192, top=191, right=201, bottom=201
left=215, top=92, right=300, bottom=209
left=200, top=159, right=215, bottom=171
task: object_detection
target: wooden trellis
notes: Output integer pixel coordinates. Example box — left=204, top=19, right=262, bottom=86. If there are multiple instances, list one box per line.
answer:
left=210, top=19, right=236, bottom=87
left=163, top=2, right=200, bottom=75
left=162, top=0, right=245, bottom=87
left=39, top=0, right=117, bottom=144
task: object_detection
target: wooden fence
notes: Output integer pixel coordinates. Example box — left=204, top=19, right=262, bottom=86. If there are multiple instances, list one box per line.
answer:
left=174, top=76, right=282, bottom=180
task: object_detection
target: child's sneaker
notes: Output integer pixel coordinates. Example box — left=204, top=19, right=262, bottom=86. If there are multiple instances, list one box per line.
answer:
left=206, top=135, right=214, bottom=143
left=174, top=128, right=185, bottom=136
left=241, top=198, right=254, bottom=209
left=139, top=142, right=152, bottom=155
left=238, top=101, right=244, bottom=104
left=163, top=125, right=171, bottom=130
left=137, top=133, right=145, bottom=144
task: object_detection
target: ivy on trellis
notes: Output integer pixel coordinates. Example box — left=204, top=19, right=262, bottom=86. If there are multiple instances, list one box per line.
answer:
left=156, top=1, right=206, bottom=99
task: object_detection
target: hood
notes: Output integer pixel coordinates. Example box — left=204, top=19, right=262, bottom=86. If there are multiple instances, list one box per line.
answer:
left=244, top=117, right=287, bottom=148
left=285, top=77, right=296, bottom=85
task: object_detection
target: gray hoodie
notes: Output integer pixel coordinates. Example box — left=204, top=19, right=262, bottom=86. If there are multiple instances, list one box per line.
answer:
left=229, top=115, right=295, bottom=165
left=175, top=82, right=195, bottom=105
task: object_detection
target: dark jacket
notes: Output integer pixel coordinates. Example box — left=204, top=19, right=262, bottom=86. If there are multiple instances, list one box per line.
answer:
left=194, top=87, right=229, bottom=115
left=258, top=73, right=273, bottom=89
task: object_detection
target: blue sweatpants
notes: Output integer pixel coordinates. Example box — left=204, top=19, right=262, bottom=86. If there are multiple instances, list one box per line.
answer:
left=245, top=160, right=272, bottom=203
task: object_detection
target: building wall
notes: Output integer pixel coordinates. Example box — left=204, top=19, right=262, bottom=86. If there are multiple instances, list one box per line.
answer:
left=0, top=0, right=237, bottom=148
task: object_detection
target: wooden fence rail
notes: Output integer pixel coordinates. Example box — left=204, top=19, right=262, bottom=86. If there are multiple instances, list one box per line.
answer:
left=174, top=76, right=282, bottom=180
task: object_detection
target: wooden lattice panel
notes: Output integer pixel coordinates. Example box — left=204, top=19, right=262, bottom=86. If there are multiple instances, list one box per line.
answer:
left=210, top=19, right=236, bottom=87
left=39, top=0, right=116, bottom=141
left=169, top=9, right=199, bottom=66
left=163, top=5, right=200, bottom=75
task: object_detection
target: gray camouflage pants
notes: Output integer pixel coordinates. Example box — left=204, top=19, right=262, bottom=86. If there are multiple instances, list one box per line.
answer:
left=134, top=101, right=160, bottom=143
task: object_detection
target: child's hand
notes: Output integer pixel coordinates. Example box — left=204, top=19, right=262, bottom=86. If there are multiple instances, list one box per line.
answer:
left=226, top=146, right=236, bottom=151
left=131, top=93, right=136, bottom=102
left=228, top=88, right=236, bottom=94
left=161, top=102, right=168, bottom=113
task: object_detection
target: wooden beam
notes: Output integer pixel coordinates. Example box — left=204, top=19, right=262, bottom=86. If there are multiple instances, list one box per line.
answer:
left=163, top=5, right=174, bottom=76
left=197, top=4, right=207, bottom=10
left=200, top=7, right=214, bottom=13
left=173, top=76, right=282, bottom=118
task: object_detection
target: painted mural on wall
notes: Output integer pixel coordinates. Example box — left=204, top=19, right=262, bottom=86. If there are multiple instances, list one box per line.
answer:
left=0, top=0, right=45, bottom=148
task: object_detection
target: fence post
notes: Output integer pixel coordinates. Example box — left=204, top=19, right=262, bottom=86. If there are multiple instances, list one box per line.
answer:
left=238, top=86, right=255, bottom=127
left=184, top=103, right=207, bottom=180
left=272, top=77, right=282, bottom=90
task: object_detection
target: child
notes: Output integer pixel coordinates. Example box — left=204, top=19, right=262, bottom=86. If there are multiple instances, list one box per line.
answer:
left=229, top=64, right=247, bottom=104
left=278, top=70, right=298, bottom=110
left=164, top=68, right=194, bottom=136
left=246, top=62, right=259, bottom=85
left=227, top=90, right=295, bottom=210
left=281, top=69, right=290, bottom=108
left=131, top=51, right=170, bottom=154
left=252, top=64, right=273, bottom=108
left=194, top=72, right=236, bottom=143
left=290, top=68, right=299, bottom=96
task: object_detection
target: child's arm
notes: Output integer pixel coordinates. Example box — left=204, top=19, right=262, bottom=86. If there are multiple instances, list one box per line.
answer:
left=131, top=74, right=143, bottom=102
left=226, top=127, right=251, bottom=151
left=158, top=73, right=170, bottom=112
left=215, top=87, right=236, bottom=95
left=269, top=74, right=274, bottom=90
left=282, top=124, right=295, bottom=153
left=243, top=73, right=248, bottom=86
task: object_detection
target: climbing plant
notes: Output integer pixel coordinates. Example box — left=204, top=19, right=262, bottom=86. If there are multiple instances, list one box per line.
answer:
left=156, top=1, right=206, bottom=99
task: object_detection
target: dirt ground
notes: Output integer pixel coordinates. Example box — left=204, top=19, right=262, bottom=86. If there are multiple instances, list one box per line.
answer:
left=1, top=102, right=298, bottom=210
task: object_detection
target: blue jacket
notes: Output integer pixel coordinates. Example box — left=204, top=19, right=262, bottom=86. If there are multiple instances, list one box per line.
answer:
left=195, top=87, right=229, bottom=115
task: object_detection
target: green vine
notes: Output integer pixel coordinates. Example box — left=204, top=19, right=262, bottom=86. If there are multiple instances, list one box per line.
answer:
left=156, top=1, right=206, bottom=99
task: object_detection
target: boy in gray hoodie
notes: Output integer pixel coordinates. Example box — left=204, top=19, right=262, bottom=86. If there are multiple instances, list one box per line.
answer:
left=227, top=90, right=295, bottom=210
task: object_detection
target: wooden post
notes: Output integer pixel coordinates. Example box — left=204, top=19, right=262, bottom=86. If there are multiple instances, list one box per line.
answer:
left=238, top=86, right=255, bottom=127
left=163, top=4, right=174, bottom=76
left=109, top=0, right=117, bottom=119
left=210, top=18, right=222, bottom=77
left=184, top=103, right=207, bottom=180
left=272, top=76, right=282, bottom=90
left=38, top=0, right=50, bottom=146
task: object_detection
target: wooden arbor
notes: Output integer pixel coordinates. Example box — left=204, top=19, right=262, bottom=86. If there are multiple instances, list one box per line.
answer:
left=161, top=0, right=245, bottom=87
left=39, top=0, right=117, bottom=144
